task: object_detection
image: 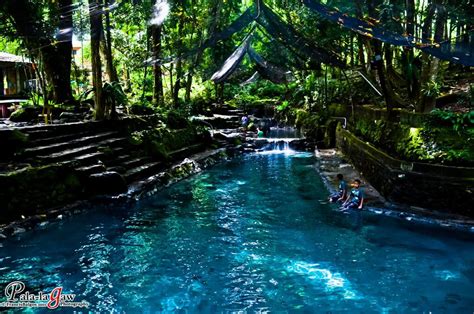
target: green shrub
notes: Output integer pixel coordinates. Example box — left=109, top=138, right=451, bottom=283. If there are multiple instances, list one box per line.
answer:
left=166, top=110, right=190, bottom=129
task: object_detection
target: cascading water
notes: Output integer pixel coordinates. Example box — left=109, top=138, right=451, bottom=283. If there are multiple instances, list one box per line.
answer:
left=262, top=139, right=295, bottom=154
left=268, top=127, right=301, bottom=139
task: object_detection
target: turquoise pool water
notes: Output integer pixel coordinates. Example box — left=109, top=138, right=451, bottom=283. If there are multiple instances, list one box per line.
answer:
left=1, top=151, right=474, bottom=312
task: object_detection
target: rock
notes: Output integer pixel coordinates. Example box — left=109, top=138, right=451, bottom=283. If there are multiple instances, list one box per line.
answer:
left=9, top=107, right=39, bottom=122
left=87, top=171, right=127, bottom=195
left=59, top=112, right=85, bottom=122
left=12, top=227, right=26, bottom=235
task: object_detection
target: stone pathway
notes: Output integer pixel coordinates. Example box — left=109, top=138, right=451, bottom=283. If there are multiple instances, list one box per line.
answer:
left=316, top=148, right=474, bottom=232
left=316, top=149, right=387, bottom=207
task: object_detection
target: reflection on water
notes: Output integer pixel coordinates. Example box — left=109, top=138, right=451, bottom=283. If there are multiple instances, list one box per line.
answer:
left=1, top=153, right=474, bottom=312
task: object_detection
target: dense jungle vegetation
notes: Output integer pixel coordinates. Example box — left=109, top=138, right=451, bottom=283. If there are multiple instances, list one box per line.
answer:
left=0, top=0, right=473, bottom=164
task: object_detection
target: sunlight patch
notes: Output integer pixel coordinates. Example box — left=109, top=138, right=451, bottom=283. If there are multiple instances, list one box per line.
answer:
left=287, top=261, right=362, bottom=300
left=149, top=0, right=170, bottom=26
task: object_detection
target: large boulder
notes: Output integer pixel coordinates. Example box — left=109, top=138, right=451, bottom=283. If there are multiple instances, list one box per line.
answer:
left=9, top=107, right=39, bottom=122
left=87, top=171, right=127, bottom=195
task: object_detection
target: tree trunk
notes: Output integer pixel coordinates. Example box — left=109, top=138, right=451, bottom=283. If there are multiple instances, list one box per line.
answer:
left=89, top=0, right=104, bottom=120
left=417, top=1, right=439, bottom=112
left=104, top=0, right=119, bottom=83
left=367, top=0, right=395, bottom=114
left=42, top=0, right=73, bottom=104
left=404, top=0, right=418, bottom=101
left=172, top=1, right=185, bottom=108
left=151, top=24, right=164, bottom=106
left=423, top=0, right=447, bottom=113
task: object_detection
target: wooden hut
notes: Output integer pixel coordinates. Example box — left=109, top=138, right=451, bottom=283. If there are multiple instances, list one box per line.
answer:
left=0, top=52, right=35, bottom=117
left=0, top=52, right=34, bottom=98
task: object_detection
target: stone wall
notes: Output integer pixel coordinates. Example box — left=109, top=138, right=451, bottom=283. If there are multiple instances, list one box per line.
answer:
left=0, top=116, right=212, bottom=224
left=0, top=164, right=82, bottom=223
left=353, top=105, right=429, bottom=126
left=350, top=105, right=473, bottom=166
left=336, top=126, right=474, bottom=216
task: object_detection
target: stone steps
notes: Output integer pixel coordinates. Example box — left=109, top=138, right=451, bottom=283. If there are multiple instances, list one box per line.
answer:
left=71, top=147, right=127, bottom=173
left=119, top=144, right=204, bottom=183
left=17, top=121, right=108, bottom=141
left=4, top=119, right=212, bottom=198
left=108, top=155, right=151, bottom=174
left=29, top=131, right=93, bottom=146
left=123, top=161, right=163, bottom=183
left=169, top=143, right=204, bottom=160
left=22, top=131, right=119, bottom=157
left=76, top=163, right=107, bottom=177
left=37, top=137, right=128, bottom=163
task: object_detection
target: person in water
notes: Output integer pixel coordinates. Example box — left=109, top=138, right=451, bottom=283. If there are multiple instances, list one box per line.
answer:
left=257, top=128, right=264, bottom=138
left=342, top=179, right=364, bottom=210
left=262, top=119, right=271, bottom=137
left=241, top=115, right=249, bottom=129
left=329, top=173, right=347, bottom=203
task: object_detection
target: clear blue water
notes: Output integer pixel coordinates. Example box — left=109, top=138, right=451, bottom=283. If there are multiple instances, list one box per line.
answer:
left=1, top=152, right=474, bottom=313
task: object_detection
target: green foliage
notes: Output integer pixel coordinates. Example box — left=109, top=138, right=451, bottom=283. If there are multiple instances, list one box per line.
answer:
left=353, top=114, right=473, bottom=165
left=421, top=81, right=441, bottom=98
left=276, top=101, right=290, bottom=112
left=130, top=127, right=170, bottom=160
left=429, top=109, right=474, bottom=133
left=102, top=82, right=128, bottom=108
left=166, top=110, right=190, bottom=129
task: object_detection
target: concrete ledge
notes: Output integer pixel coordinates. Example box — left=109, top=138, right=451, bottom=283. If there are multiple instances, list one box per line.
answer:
left=337, top=127, right=474, bottom=216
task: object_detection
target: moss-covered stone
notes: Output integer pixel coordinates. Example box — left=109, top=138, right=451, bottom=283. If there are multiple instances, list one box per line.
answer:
left=0, top=164, right=82, bottom=223
left=351, top=112, right=473, bottom=166
left=0, top=129, right=29, bottom=160
left=9, top=107, right=39, bottom=122
left=336, top=126, right=474, bottom=216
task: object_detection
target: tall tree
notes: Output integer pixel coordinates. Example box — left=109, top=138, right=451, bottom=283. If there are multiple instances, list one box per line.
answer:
left=103, top=0, right=119, bottom=83
left=89, top=0, right=105, bottom=119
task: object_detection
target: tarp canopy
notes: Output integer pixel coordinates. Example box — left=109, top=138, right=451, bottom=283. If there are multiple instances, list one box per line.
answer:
left=247, top=47, right=289, bottom=84
left=302, top=0, right=474, bottom=66
left=201, top=7, right=256, bottom=50
left=211, top=35, right=251, bottom=83
left=240, top=71, right=260, bottom=86
left=148, top=6, right=256, bottom=66
left=257, top=2, right=346, bottom=68
left=156, top=1, right=346, bottom=69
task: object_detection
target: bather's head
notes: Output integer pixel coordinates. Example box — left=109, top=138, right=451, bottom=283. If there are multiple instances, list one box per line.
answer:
left=353, top=179, right=361, bottom=188
left=336, top=173, right=343, bottom=181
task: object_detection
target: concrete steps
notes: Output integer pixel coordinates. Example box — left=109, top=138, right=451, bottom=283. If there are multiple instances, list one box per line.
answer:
left=123, top=161, right=163, bottom=183
left=6, top=119, right=211, bottom=194
left=23, top=131, right=120, bottom=157
left=37, top=137, right=128, bottom=163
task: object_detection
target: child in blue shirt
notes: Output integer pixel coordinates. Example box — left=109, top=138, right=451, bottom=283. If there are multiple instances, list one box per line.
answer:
left=342, top=179, right=364, bottom=210
left=329, top=173, right=347, bottom=203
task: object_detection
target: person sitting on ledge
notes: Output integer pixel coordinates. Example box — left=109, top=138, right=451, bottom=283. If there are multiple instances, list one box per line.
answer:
left=329, top=173, right=347, bottom=203
left=342, top=179, right=364, bottom=210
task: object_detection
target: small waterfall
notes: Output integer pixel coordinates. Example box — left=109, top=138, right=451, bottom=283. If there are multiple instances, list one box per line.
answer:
left=264, top=139, right=294, bottom=153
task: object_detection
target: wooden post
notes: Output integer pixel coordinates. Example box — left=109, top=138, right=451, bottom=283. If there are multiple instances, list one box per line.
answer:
left=0, top=68, right=4, bottom=96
